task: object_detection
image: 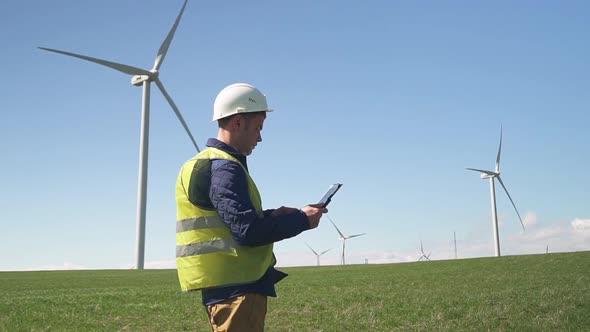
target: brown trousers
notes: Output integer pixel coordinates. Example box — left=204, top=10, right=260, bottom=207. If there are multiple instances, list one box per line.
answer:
left=206, top=293, right=268, bottom=332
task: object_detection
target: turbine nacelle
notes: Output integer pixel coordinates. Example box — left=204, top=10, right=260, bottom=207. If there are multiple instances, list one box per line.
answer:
left=131, top=70, right=159, bottom=86
left=480, top=171, right=499, bottom=179
left=466, top=168, right=499, bottom=179
left=131, top=75, right=151, bottom=86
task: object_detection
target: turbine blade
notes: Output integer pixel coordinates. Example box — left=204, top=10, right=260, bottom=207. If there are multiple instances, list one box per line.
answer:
left=304, top=242, right=318, bottom=256
left=466, top=168, right=497, bottom=176
left=496, top=176, right=525, bottom=231
left=154, top=79, right=200, bottom=152
left=347, top=233, right=366, bottom=239
left=326, top=215, right=346, bottom=238
left=427, top=252, right=432, bottom=258
left=319, top=248, right=332, bottom=256
left=496, top=127, right=503, bottom=173
left=153, top=0, right=188, bottom=71
left=420, top=240, right=424, bottom=252
left=38, top=47, right=151, bottom=76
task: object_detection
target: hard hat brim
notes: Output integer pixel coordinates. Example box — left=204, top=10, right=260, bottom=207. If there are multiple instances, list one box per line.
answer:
left=212, top=108, right=274, bottom=121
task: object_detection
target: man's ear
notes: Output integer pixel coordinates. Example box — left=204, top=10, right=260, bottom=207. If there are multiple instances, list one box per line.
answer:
left=231, top=114, right=245, bottom=131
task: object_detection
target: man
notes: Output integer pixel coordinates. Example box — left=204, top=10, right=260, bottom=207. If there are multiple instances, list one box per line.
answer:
left=175, top=83, right=327, bottom=331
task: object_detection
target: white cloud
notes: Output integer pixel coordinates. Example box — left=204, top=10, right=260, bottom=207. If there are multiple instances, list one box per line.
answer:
left=350, top=250, right=414, bottom=264
left=571, top=218, right=590, bottom=232
left=522, top=224, right=565, bottom=242
left=523, top=211, right=538, bottom=227
left=275, top=215, right=589, bottom=267
left=18, top=216, right=589, bottom=271
left=501, top=218, right=590, bottom=254
left=102, top=219, right=590, bottom=269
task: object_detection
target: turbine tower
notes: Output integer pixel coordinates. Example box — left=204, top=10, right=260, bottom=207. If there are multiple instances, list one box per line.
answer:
left=304, top=242, right=331, bottom=266
left=418, top=240, right=431, bottom=261
left=466, top=127, right=525, bottom=257
left=326, top=216, right=366, bottom=265
left=39, top=0, right=199, bottom=270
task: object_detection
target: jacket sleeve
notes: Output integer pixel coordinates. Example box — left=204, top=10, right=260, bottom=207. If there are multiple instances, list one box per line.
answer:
left=209, top=160, right=310, bottom=247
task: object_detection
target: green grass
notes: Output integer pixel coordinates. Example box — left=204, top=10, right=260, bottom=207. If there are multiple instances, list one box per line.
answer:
left=1, top=251, right=589, bottom=331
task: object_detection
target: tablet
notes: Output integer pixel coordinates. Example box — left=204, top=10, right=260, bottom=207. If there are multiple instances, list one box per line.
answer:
left=318, top=183, right=342, bottom=208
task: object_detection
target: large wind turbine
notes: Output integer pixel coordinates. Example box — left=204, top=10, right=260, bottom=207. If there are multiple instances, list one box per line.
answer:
left=466, top=127, right=525, bottom=257
left=304, top=242, right=331, bottom=266
left=326, top=216, right=366, bottom=265
left=39, top=0, right=199, bottom=270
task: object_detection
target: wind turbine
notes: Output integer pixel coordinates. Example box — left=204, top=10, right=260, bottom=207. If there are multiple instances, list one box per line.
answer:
left=418, top=240, right=431, bottom=261
left=326, top=216, right=366, bottom=265
left=39, top=0, right=199, bottom=270
left=453, top=231, right=458, bottom=259
left=466, top=127, right=525, bottom=257
left=304, top=242, right=331, bottom=266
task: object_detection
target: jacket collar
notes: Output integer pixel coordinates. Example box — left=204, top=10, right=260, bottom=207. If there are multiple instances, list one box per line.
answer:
left=206, top=138, right=248, bottom=170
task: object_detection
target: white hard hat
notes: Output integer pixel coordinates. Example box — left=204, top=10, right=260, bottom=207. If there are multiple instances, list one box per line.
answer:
left=213, top=83, right=273, bottom=121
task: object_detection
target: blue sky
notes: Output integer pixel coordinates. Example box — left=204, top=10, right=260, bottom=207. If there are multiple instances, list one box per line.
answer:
left=1, top=1, right=588, bottom=270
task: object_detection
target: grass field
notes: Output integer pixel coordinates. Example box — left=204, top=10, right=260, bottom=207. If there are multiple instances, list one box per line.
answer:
left=1, top=251, right=588, bottom=331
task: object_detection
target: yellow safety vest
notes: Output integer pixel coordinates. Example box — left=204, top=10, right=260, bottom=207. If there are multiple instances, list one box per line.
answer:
left=175, top=147, right=274, bottom=292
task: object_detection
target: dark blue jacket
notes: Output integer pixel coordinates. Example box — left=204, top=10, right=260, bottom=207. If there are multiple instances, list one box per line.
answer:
left=198, top=138, right=310, bottom=305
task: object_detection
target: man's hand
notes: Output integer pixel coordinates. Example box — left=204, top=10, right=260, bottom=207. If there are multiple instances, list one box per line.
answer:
left=301, top=204, right=328, bottom=229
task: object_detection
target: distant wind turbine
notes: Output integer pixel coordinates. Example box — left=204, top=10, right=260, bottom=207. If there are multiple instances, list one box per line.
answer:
left=326, top=216, right=366, bottom=265
left=453, top=231, right=458, bottom=259
left=418, top=240, right=431, bottom=261
left=39, top=0, right=199, bottom=270
left=304, top=242, right=331, bottom=266
left=466, top=127, right=525, bottom=257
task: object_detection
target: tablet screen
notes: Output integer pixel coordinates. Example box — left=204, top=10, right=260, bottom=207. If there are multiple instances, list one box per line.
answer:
left=318, top=183, right=342, bottom=207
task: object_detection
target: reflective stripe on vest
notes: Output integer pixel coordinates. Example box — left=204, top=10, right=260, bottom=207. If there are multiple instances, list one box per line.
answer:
left=176, top=237, right=239, bottom=257
left=175, top=147, right=273, bottom=292
left=176, top=216, right=225, bottom=233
